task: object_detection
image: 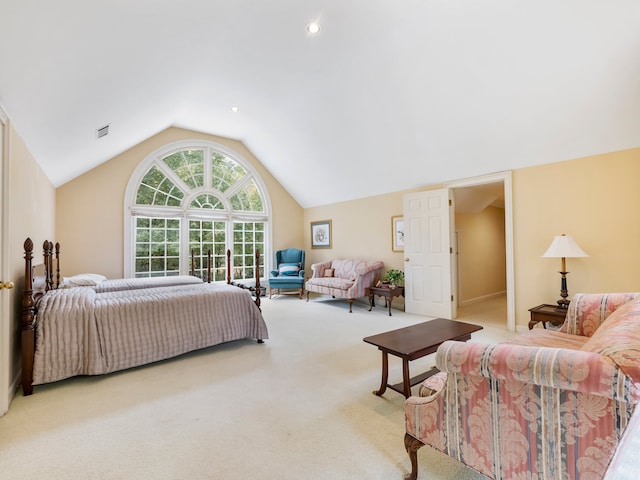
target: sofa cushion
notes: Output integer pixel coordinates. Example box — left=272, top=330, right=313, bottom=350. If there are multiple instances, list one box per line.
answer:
left=504, top=329, right=589, bottom=350
left=278, top=262, right=301, bottom=276
left=581, top=298, right=640, bottom=382
left=306, top=277, right=354, bottom=290
left=331, top=258, right=364, bottom=281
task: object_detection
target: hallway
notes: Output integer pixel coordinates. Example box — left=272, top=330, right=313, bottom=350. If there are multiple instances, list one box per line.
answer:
left=457, top=294, right=508, bottom=330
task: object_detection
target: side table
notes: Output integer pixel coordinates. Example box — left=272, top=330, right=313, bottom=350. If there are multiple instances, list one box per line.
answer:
left=369, top=286, right=404, bottom=316
left=528, top=304, right=567, bottom=330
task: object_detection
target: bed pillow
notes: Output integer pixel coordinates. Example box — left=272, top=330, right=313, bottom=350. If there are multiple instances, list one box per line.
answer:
left=61, top=273, right=107, bottom=287
left=278, top=263, right=301, bottom=276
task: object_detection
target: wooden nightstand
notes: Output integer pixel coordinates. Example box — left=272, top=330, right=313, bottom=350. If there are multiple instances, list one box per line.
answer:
left=528, top=304, right=567, bottom=330
left=368, top=286, right=405, bottom=316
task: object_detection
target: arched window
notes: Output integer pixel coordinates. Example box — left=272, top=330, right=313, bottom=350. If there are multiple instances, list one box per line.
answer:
left=124, top=140, right=270, bottom=282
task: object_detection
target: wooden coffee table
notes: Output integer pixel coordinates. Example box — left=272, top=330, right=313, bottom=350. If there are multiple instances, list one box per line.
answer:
left=363, top=318, right=483, bottom=398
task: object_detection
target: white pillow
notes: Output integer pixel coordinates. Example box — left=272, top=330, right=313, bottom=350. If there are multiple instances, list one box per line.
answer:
left=61, top=273, right=107, bottom=287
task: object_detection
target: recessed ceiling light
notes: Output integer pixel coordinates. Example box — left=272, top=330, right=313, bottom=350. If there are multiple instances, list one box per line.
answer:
left=306, top=22, right=320, bottom=35
left=230, top=106, right=240, bottom=112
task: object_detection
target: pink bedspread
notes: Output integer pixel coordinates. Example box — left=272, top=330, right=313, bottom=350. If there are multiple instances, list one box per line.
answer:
left=33, top=283, right=268, bottom=385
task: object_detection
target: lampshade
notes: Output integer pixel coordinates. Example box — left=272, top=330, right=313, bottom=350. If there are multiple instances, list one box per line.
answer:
left=542, top=234, right=589, bottom=259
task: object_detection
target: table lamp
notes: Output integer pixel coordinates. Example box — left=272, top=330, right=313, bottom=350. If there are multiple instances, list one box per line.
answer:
left=542, top=234, right=589, bottom=308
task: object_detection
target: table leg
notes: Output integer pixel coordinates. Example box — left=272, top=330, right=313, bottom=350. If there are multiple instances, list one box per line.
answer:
left=387, top=296, right=393, bottom=316
left=373, top=351, right=389, bottom=396
left=402, top=358, right=411, bottom=398
left=368, top=292, right=374, bottom=312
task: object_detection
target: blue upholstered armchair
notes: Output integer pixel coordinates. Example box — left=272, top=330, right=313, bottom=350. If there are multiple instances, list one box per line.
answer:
left=268, top=248, right=305, bottom=299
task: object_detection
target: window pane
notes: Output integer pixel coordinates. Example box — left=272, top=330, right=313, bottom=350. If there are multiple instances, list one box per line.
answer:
left=230, top=180, right=264, bottom=212
left=162, top=149, right=204, bottom=190
left=189, top=219, right=226, bottom=281
left=190, top=193, right=225, bottom=210
left=134, top=217, right=180, bottom=277
left=211, top=153, right=247, bottom=192
left=136, top=166, right=185, bottom=206
left=231, top=221, right=265, bottom=282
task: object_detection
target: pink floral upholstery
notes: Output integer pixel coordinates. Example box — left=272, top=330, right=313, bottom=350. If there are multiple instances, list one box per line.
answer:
left=404, top=292, right=640, bottom=480
left=305, top=258, right=383, bottom=312
left=581, top=299, right=640, bottom=383
left=561, top=292, right=640, bottom=337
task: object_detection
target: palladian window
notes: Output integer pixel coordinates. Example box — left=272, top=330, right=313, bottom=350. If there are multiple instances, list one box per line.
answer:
left=124, top=141, right=270, bottom=282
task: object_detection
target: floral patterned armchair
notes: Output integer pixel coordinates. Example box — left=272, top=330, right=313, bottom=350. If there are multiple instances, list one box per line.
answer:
left=404, top=292, right=640, bottom=480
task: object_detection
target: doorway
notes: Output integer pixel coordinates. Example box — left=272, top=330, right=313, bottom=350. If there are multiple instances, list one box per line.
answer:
left=446, top=172, right=514, bottom=331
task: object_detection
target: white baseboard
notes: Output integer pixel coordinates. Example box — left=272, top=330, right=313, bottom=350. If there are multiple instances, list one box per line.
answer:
left=459, top=291, right=506, bottom=307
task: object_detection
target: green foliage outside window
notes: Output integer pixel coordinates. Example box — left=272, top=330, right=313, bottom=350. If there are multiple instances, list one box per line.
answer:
left=132, top=146, right=268, bottom=280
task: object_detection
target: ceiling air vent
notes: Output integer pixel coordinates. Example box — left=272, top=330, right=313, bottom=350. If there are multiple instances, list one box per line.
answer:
left=96, top=124, right=110, bottom=139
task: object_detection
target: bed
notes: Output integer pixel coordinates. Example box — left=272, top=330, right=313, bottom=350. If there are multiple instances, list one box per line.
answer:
left=21, top=238, right=267, bottom=395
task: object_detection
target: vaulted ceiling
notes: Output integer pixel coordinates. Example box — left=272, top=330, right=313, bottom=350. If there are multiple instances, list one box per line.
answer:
left=1, top=1, right=639, bottom=208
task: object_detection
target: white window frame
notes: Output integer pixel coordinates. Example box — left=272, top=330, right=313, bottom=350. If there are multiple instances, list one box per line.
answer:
left=124, top=140, right=272, bottom=280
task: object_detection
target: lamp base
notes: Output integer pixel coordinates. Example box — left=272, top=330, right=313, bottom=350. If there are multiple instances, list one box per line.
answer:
left=557, top=270, right=570, bottom=309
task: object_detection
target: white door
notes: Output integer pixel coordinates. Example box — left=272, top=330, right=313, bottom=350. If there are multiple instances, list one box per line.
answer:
left=403, top=189, right=454, bottom=319
left=0, top=107, right=10, bottom=416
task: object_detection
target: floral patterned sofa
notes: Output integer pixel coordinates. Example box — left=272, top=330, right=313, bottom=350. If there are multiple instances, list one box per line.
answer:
left=404, top=292, right=640, bottom=480
left=305, top=258, right=384, bottom=312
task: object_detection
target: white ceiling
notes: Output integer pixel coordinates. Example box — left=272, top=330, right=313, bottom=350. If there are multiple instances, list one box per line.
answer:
left=1, top=1, right=639, bottom=208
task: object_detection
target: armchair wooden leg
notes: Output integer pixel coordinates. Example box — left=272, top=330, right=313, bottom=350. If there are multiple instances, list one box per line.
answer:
left=348, top=299, right=353, bottom=313
left=298, top=288, right=303, bottom=299
left=306, top=291, right=311, bottom=302
left=404, top=433, right=424, bottom=480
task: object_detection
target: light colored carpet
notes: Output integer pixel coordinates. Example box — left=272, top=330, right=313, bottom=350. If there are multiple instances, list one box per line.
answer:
left=0, top=294, right=513, bottom=479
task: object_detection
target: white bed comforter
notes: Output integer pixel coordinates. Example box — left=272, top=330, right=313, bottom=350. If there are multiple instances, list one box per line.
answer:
left=33, top=283, right=268, bottom=385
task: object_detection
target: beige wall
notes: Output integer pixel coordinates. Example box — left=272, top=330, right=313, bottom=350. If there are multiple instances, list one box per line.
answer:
left=56, top=127, right=304, bottom=278
left=455, top=206, right=506, bottom=304
left=33, top=125, right=640, bottom=334
left=513, top=148, right=640, bottom=326
left=303, top=189, right=421, bottom=275
left=305, top=147, right=640, bottom=328
left=6, top=123, right=56, bottom=396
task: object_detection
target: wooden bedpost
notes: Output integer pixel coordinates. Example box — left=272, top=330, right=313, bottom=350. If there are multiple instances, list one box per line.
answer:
left=43, top=240, right=52, bottom=291
left=207, top=250, right=212, bottom=283
left=22, top=238, right=36, bottom=396
left=254, top=250, right=261, bottom=310
left=225, top=248, right=262, bottom=312
left=190, top=249, right=195, bottom=277
left=55, top=242, right=61, bottom=289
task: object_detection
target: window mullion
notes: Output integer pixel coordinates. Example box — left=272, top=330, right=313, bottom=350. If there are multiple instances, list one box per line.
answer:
left=205, top=146, right=212, bottom=189
left=224, top=174, right=251, bottom=198
left=156, top=159, right=192, bottom=198
left=180, top=214, right=189, bottom=275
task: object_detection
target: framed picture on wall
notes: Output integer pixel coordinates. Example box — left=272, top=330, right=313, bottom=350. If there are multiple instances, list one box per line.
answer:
left=392, top=215, right=404, bottom=252
left=311, top=220, right=332, bottom=249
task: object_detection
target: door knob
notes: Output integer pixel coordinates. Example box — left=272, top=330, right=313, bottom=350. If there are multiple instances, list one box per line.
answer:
left=404, top=258, right=409, bottom=262
left=0, top=281, right=14, bottom=289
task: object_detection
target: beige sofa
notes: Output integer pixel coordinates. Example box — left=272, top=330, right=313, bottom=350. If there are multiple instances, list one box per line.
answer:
left=305, top=258, right=384, bottom=312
